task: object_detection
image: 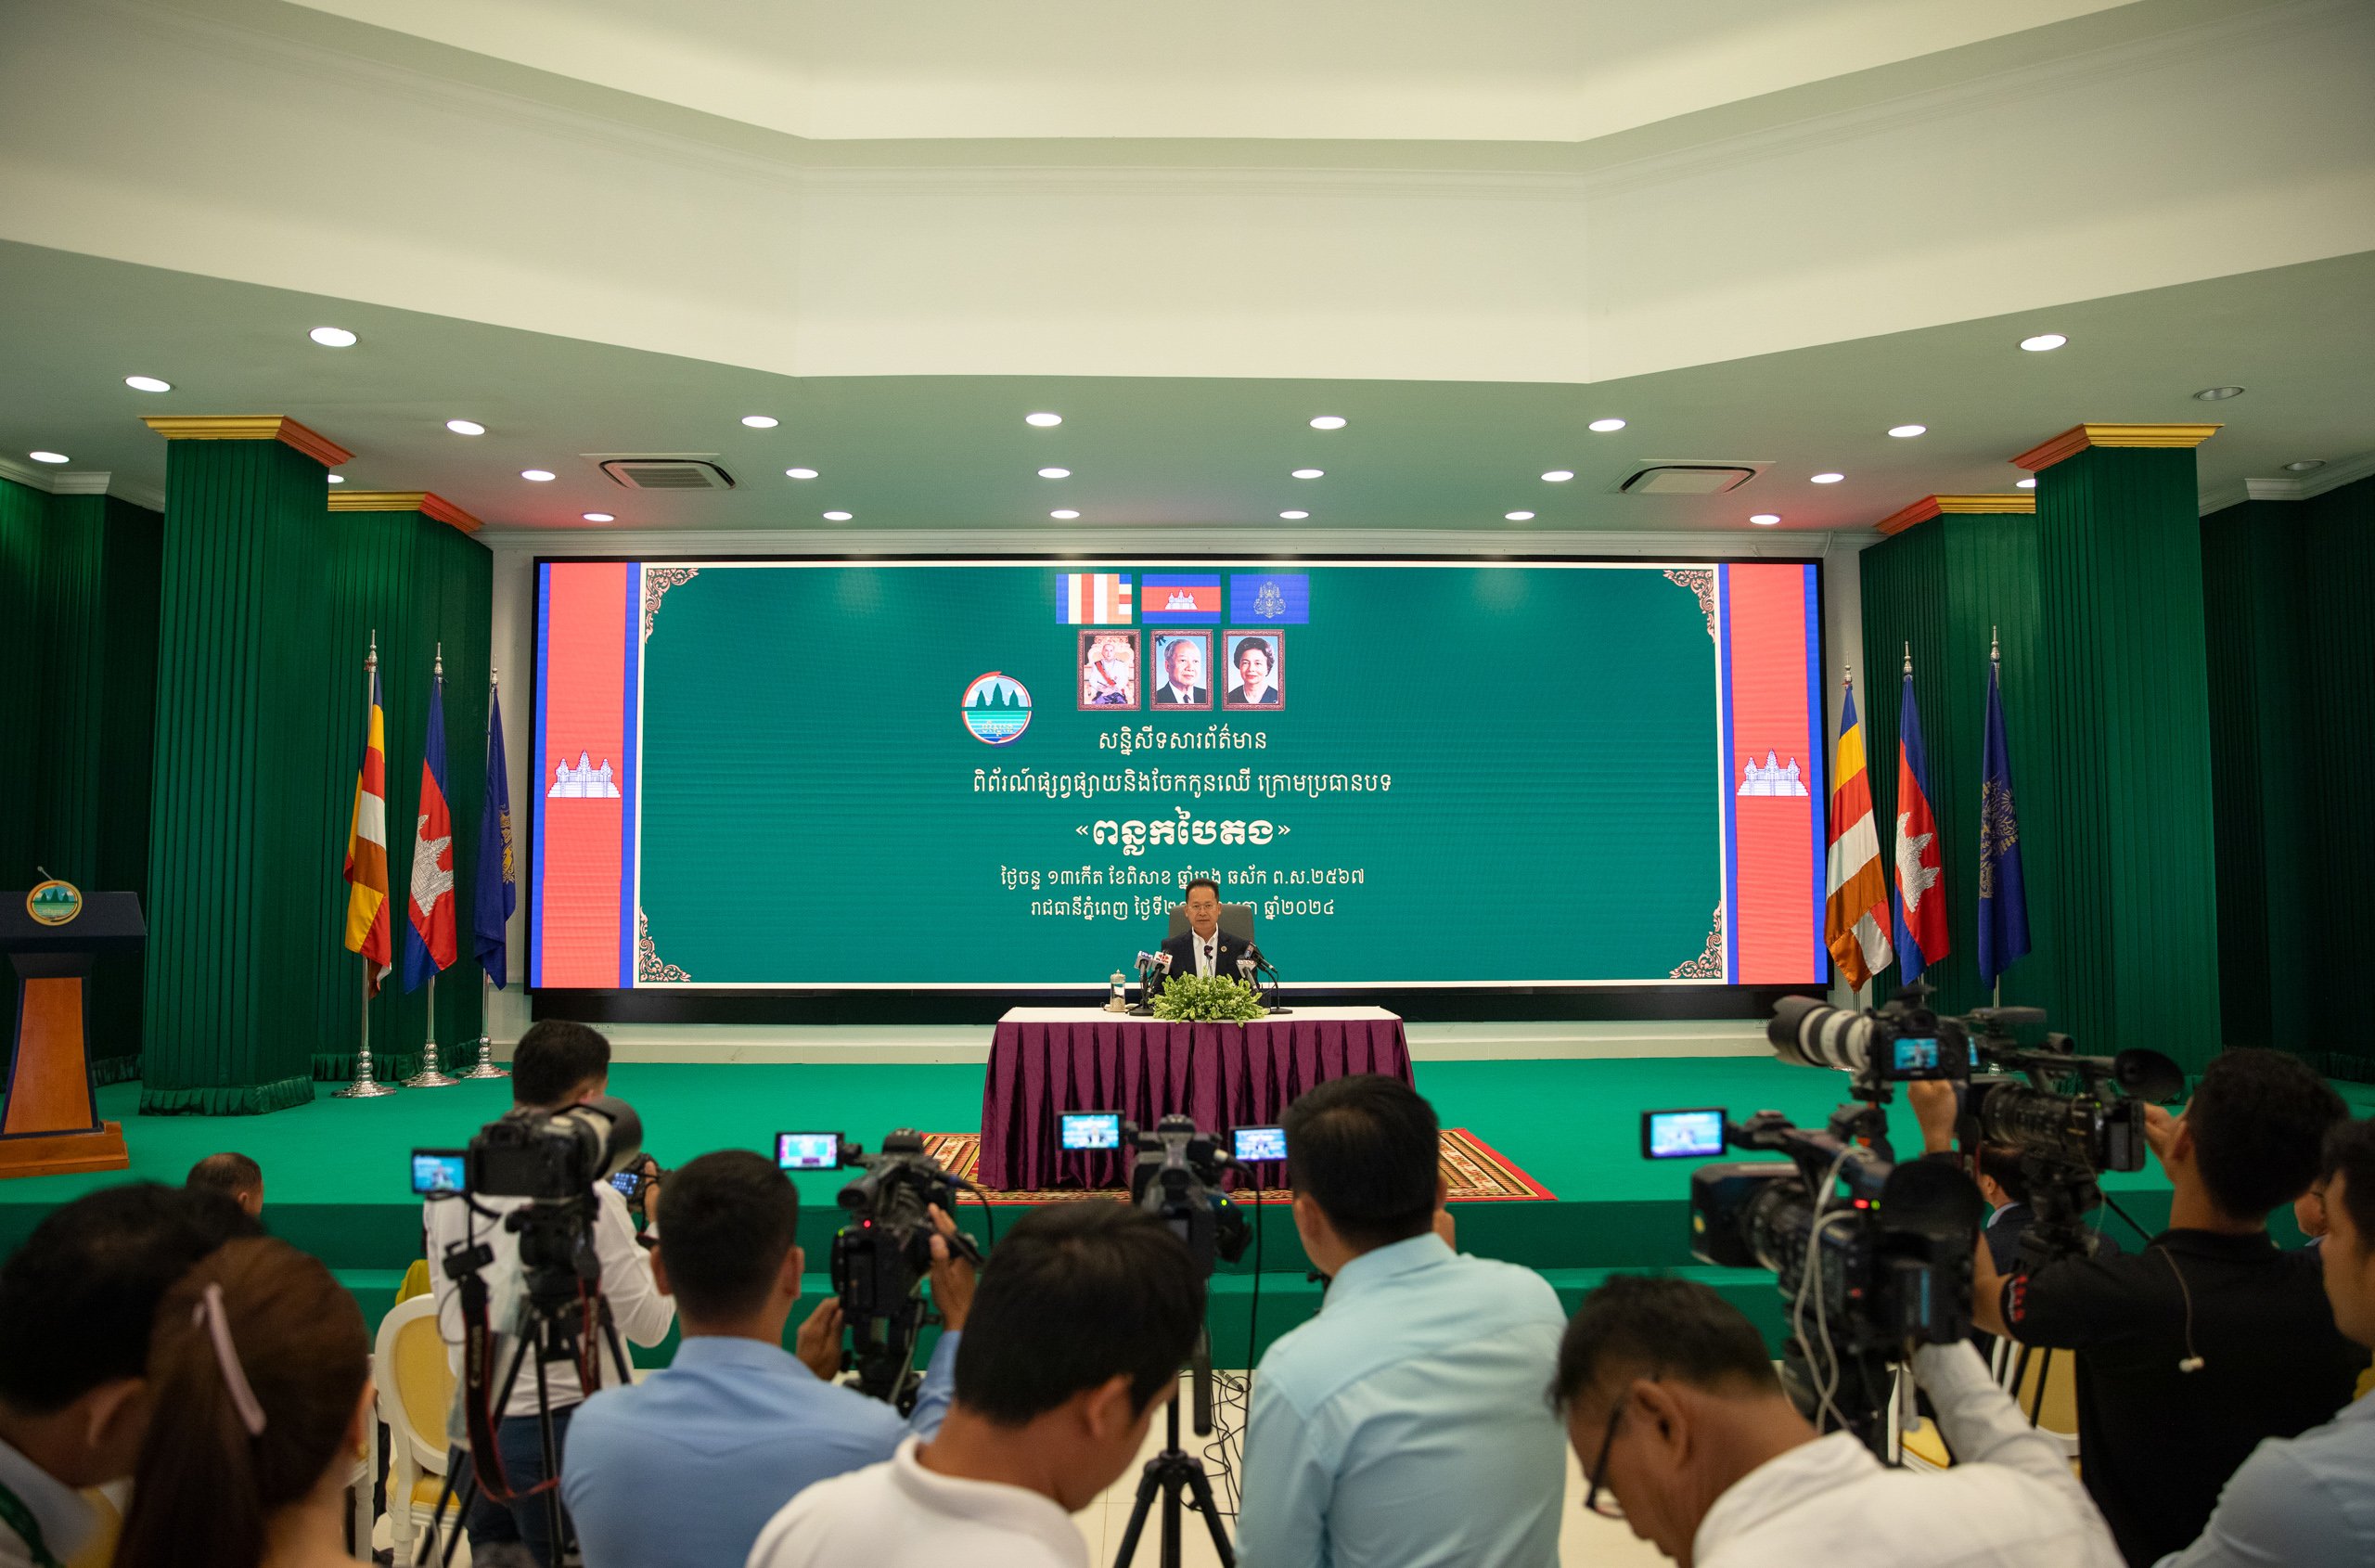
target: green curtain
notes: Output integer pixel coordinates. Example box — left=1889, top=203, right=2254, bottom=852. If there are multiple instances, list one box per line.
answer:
left=1856, top=512, right=2060, bottom=1027
left=0, top=481, right=162, bottom=1086
left=2202, top=475, right=2375, bottom=1080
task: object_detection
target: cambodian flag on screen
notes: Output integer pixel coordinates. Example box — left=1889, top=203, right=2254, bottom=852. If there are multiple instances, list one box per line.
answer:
left=1892, top=662, right=1949, bottom=983
left=1140, top=573, right=1222, bottom=623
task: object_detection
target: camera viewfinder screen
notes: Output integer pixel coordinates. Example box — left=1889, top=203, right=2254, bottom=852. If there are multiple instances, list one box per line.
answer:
left=1645, top=1111, right=1727, bottom=1160
left=609, top=1170, right=641, bottom=1195
left=1059, top=1112, right=1123, bottom=1150
left=1893, top=1037, right=1942, bottom=1073
left=1232, top=1126, right=1289, bottom=1163
left=411, top=1150, right=467, bottom=1194
left=776, top=1132, right=841, bottom=1170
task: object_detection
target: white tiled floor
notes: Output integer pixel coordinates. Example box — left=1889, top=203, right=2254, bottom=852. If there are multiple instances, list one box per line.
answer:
left=1076, top=1373, right=1670, bottom=1568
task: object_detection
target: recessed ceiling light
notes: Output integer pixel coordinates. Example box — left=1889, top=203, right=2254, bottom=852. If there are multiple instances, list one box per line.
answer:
left=1588, top=418, right=1626, bottom=433
left=29, top=451, right=69, bottom=464
left=1308, top=416, right=1346, bottom=431
left=2285, top=459, right=2327, bottom=472
left=1025, top=412, right=1063, bottom=427
left=2016, top=477, right=2037, bottom=489
left=327, top=474, right=345, bottom=484
left=1540, top=470, right=1573, bottom=482
left=1750, top=513, right=1780, bottom=525
left=1279, top=509, right=1310, bottom=520
left=2193, top=386, right=2244, bottom=402
left=786, top=468, right=818, bottom=480
left=583, top=512, right=614, bottom=522
left=1292, top=469, right=1325, bottom=480
left=1039, top=467, right=1072, bottom=479
left=1050, top=509, right=1081, bottom=520
left=1811, top=472, right=1844, bottom=484
left=2020, top=333, right=2068, bottom=352
left=822, top=510, right=854, bottom=521
left=309, top=327, right=357, bottom=347
left=124, top=375, right=172, bottom=393
left=521, top=469, right=555, bottom=482
left=740, top=415, right=778, bottom=429
left=446, top=419, right=485, bottom=436
left=1888, top=424, right=1927, bottom=438
left=1505, top=511, right=1535, bottom=521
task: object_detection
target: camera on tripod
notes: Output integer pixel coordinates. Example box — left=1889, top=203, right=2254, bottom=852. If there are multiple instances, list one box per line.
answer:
left=779, top=1128, right=983, bottom=1410
left=465, top=1097, right=646, bottom=1199
left=1643, top=1102, right=1983, bottom=1450
left=1122, top=1114, right=1252, bottom=1278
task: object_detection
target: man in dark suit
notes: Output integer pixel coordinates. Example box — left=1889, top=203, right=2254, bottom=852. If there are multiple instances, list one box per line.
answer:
left=1155, top=877, right=1252, bottom=991
left=1151, top=636, right=1211, bottom=708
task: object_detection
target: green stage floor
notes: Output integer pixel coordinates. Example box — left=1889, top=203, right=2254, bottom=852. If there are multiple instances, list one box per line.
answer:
left=6, top=1058, right=2356, bottom=1362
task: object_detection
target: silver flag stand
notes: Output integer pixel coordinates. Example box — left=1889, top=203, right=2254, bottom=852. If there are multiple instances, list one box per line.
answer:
left=458, top=971, right=507, bottom=1077
left=335, top=634, right=398, bottom=1099
left=404, top=970, right=458, bottom=1087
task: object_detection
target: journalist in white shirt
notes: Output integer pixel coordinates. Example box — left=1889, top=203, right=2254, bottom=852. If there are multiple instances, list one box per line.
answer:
left=1553, top=1276, right=2121, bottom=1568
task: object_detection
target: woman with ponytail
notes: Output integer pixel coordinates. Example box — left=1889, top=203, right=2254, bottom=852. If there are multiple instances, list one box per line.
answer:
left=113, top=1238, right=373, bottom=1568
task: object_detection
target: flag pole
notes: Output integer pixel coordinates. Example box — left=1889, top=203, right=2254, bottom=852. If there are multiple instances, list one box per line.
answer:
left=460, top=662, right=509, bottom=1078
left=335, top=632, right=397, bottom=1099
left=1989, top=624, right=2003, bottom=1011
left=407, top=645, right=459, bottom=1087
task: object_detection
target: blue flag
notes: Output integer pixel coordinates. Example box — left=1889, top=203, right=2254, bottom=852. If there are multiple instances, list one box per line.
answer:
left=1976, top=649, right=2031, bottom=988
left=1228, top=572, right=1309, bottom=624
left=475, top=685, right=517, bottom=987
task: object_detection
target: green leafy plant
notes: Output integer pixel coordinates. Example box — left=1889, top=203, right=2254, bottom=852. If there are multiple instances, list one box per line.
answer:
left=1149, top=973, right=1270, bottom=1022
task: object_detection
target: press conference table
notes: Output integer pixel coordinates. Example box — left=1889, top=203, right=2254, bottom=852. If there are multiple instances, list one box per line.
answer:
left=978, top=1006, right=1413, bottom=1190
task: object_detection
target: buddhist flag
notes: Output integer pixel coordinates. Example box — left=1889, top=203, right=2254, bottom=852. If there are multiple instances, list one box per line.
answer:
left=1057, top=572, right=1133, bottom=625
left=400, top=663, right=458, bottom=992
left=1824, top=674, right=1894, bottom=989
left=1892, top=654, right=1949, bottom=983
left=474, top=681, right=516, bottom=988
left=342, top=655, right=393, bottom=994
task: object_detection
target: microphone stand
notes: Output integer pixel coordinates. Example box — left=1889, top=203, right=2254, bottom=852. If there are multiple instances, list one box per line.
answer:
left=1244, top=952, right=1291, bottom=1015
left=1131, top=955, right=1160, bottom=1016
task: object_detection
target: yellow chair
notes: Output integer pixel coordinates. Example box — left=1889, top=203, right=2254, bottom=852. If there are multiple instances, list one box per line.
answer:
left=2009, top=1343, right=2081, bottom=1458
left=375, top=1294, right=461, bottom=1559
left=63, top=1486, right=122, bottom=1568
left=396, top=1256, right=433, bottom=1305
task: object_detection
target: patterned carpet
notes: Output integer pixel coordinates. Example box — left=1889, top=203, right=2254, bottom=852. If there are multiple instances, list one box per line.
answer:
left=920, top=1127, right=1555, bottom=1206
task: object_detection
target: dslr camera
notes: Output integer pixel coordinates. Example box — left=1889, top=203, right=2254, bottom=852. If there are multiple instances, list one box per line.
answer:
left=466, top=1098, right=646, bottom=1201
left=824, top=1130, right=982, bottom=1408
left=1122, top=1114, right=1252, bottom=1279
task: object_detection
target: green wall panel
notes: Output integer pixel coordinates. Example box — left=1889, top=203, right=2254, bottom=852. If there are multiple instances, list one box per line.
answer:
left=2035, top=446, right=2223, bottom=1073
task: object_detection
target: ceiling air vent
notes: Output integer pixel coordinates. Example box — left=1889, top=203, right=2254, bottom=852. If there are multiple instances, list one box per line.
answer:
left=596, top=457, right=737, bottom=492
left=1617, top=464, right=1758, bottom=495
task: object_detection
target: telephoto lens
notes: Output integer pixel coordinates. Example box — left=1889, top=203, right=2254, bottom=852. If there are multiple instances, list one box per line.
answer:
left=1767, top=996, right=1878, bottom=1074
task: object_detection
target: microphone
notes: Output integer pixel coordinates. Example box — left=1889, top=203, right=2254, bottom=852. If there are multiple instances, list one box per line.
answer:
left=1135, top=951, right=1160, bottom=972
left=1154, top=952, right=1174, bottom=973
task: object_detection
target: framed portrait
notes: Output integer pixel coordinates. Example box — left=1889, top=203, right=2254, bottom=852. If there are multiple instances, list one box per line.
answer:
left=1149, top=631, right=1214, bottom=710
left=1222, top=631, right=1284, bottom=710
left=1077, top=628, right=1140, bottom=710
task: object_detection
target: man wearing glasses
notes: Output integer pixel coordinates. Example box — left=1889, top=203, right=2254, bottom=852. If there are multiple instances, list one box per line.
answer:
left=1552, top=1277, right=2119, bottom=1568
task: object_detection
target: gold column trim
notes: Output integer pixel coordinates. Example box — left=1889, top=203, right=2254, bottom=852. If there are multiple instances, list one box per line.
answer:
left=327, top=491, right=482, bottom=533
left=1875, top=493, right=2035, bottom=538
left=140, top=415, right=353, bottom=469
left=2012, top=423, right=2221, bottom=472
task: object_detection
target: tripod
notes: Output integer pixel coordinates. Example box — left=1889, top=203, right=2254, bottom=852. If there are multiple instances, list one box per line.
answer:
left=1112, top=1341, right=1235, bottom=1568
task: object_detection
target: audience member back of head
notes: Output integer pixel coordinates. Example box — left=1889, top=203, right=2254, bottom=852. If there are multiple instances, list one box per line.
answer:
left=187, top=1150, right=266, bottom=1217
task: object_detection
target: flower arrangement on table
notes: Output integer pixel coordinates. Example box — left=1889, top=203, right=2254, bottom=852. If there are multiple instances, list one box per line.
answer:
left=1149, top=974, right=1269, bottom=1022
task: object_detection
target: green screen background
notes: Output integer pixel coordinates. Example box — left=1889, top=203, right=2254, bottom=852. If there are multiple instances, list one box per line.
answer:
left=635, top=562, right=1722, bottom=986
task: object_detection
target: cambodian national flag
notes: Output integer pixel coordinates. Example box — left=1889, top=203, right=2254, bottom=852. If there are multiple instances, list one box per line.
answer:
left=1892, top=657, right=1949, bottom=983
left=1139, top=573, right=1222, bottom=624
left=401, top=667, right=458, bottom=992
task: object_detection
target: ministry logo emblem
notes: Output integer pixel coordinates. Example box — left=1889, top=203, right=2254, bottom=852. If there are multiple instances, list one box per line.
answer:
left=962, top=672, right=1033, bottom=744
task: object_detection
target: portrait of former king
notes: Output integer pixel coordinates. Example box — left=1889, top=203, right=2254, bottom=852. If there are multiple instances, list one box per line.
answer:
left=1150, top=633, right=1213, bottom=709
left=1222, top=632, right=1283, bottom=709
left=1078, top=628, right=1140, bottom=709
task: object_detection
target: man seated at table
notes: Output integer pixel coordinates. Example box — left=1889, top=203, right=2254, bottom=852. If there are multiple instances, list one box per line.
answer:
left=1156, top=877, right=1252, bottom=990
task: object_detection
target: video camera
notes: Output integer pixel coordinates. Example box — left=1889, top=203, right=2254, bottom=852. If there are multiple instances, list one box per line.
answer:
left=1122, top=1114, right=1252, bottom=1279
left=463, top=1097, right=645, bottom=1201
left=805, top=1129, right=982, bottom=1409
left=1644, top=1103, right=1983, bottom=1451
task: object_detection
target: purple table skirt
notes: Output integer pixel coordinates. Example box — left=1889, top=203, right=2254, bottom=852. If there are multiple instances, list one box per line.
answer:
left=979, top=1013, right=1414, bottom=1190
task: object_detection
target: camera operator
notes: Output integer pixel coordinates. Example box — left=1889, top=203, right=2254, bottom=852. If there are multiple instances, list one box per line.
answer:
left=0, top=1185, right=261, bottom=1568
left=560, top=1150, right=974, bottom=1568
left=1237, top=1074, right=1570, bottom=1568
left=1958, top=1048, right=2357, bottom=1566
left=2155, top=1114, right=2375, bottom=1567
left=748, top=1203, right=1203, bottom=1568
left=422, top=1021, right=675, bottom=1566
left=1553, top=1275, right=2121, bottom=1568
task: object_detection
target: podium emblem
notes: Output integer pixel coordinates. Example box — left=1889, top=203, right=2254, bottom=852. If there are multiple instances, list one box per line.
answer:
left=26, top=879, right=82, bottom=927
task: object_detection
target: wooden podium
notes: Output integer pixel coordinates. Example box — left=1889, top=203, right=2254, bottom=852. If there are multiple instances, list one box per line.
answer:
left=1, top=886, right=137, bottom=1178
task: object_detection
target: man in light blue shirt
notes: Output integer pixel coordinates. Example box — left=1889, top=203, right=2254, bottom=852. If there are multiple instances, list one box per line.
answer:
left=561, top=1150, right=974, bottom=1568
left=1238, top=1074, right=1567, bottom=1568
left=2159, top=1115, right=2375, bottom=1568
